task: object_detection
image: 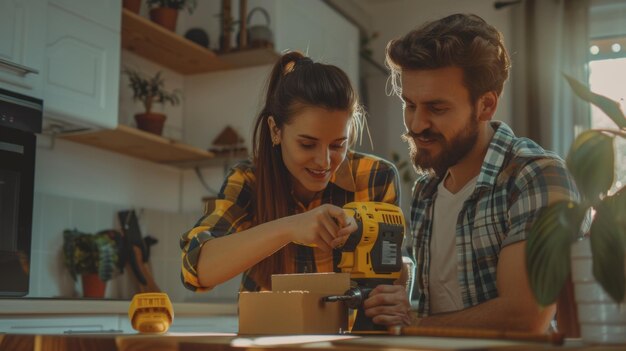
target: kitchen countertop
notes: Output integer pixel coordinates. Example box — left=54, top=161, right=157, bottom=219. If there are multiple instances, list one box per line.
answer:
left=0, top=298, right=237, bottom=316
left=0, top=333, right=618, bottom=351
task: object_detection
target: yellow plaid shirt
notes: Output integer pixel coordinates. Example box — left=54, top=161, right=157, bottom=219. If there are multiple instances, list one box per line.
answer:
left=180, top=151, right=400, bottom=292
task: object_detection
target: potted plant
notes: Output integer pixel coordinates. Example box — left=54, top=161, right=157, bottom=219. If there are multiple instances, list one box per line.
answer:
left=124, top=68, right=181, bottom=136
left=147, top=0, right=197, bottom=31
left=527, top=74, right=626, bottom=343
left=63, top=229, right=121, bottom=298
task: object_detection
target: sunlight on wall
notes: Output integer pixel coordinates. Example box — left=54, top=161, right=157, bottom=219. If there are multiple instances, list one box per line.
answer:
left=589, top=57, right=626, bottom=190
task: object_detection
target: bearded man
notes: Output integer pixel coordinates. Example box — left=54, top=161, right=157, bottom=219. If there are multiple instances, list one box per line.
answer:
left=384, top=13, right=579, bottom=332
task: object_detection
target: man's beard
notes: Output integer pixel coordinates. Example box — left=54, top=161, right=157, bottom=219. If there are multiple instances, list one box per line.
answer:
left=401, top=111, right=480, bottom=177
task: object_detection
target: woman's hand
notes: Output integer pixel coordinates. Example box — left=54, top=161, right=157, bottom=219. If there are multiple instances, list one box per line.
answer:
left=285, top=204, right=357, bottom=251
left=363, top=284, right=412, bottom=327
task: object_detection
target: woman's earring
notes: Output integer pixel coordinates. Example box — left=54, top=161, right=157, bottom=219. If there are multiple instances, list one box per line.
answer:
left=272, top=137, right=279, bottom=147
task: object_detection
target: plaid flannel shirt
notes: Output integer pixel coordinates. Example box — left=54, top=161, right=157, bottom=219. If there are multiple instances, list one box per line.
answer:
left=180, top=151, right=400, bottom=293
left=407, top=121, right=578, bottom=316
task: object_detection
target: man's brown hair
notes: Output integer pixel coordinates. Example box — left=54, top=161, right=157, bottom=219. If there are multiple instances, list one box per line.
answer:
left=386, top=13, right=511, bottom=103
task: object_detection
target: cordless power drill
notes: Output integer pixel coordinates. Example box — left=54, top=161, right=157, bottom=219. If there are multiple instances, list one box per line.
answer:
left=324, top=202, right=406, bottom=331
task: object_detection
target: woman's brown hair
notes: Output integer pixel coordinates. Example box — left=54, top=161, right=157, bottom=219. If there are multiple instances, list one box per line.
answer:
left=247, top=51, right=362, bottom=290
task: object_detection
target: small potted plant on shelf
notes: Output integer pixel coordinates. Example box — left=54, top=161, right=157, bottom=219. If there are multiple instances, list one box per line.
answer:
left=526, top=75, right=626, bottom=343
left=62, top=229, right=121, bottom=298
left=124, top=68, right=181, bottom=136
left=147, top=0, right=198, bottom=32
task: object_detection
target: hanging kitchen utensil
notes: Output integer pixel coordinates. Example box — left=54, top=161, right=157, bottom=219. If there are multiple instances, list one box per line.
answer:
left=118, top=210, right=160, bottom=293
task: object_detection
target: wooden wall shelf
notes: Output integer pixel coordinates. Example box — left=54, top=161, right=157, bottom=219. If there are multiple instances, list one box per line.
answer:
left=60, top=125, right=215, bottom=169
left=121, top=9, right=280, bottom=74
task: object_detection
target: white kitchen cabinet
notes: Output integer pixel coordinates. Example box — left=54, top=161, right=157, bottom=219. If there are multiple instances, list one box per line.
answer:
left=48, top=0, right=120, bottom=32
left=43, top=1, right=120, bottom=129
left=0, top=0, right=46, bottom=99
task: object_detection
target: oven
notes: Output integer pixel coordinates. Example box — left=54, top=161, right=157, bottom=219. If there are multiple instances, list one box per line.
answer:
left=0, top=87, right=42, bottom=296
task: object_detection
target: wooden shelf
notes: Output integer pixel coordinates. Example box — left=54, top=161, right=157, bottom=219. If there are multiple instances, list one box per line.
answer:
left=121, top=9, right=280, bottom=74
left=60, top=125, right=215, bottom=169
left=218, top=48, right=280, bottom=70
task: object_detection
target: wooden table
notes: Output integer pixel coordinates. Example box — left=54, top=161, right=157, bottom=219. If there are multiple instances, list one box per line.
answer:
left=1, top=333, right=625, bottom=351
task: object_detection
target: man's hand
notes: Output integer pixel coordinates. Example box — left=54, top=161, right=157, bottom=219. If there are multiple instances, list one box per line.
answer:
left=363, top=284, right=411, bottom=327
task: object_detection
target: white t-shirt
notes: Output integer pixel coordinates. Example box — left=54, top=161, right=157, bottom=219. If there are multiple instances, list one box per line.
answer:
left=428, top=173, right=478, bottom=314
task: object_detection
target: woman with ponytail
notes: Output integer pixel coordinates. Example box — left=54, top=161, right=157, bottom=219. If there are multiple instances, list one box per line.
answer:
left=180, top=52, right=411, bottom=327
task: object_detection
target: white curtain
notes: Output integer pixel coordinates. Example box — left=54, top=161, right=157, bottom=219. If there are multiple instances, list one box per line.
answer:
left=510, top=0, right=591, bottom=157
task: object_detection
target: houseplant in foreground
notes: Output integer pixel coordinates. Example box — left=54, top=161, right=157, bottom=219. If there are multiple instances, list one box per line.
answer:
left=63, top=229, right=121, bottom=298
left=147, top=0, right=197, bottom=31
left=526, top=74, right=626, bottom=343
left=124, top=68, right=181, bottom=136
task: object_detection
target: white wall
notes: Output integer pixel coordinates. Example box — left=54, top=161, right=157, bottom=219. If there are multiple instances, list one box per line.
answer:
left=181, top=65, right=272, bottom=211
left=35, top=136, right=182, bottom=212
left=274, top=0, right=360, bottom=86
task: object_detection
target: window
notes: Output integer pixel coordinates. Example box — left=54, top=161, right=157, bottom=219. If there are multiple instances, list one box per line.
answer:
left=588, top=36, right=626, bottom=190
left=588, top=0, right=626, bottom=190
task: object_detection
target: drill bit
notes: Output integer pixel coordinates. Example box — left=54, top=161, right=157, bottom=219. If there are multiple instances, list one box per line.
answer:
left=321, top=295, right=354, bottom=302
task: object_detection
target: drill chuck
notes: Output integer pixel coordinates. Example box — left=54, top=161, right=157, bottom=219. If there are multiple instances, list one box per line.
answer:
left=322, top=286, right=371, bottom=309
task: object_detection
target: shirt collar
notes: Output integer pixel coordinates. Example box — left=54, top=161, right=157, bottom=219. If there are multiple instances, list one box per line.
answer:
left=475, top=121, right=515, bottom=188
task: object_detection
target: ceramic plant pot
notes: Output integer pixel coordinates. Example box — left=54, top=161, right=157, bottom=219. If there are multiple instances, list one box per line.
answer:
left=135, top=113, right=166, bottom=136
left=149, top=7, right=178, bottom=32
left=82, top=273, right=106, bottom=298
left=571, top=238, right=626, bottom=344
left=123, top=0, right=141, bottom=14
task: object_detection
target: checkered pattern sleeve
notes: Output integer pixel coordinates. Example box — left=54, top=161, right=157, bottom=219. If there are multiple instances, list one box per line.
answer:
left=180, top=163, right=254, bottom=292
left=504, top=157, right=579, bottom=247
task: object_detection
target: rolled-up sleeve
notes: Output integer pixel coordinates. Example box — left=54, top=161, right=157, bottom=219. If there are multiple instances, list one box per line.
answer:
left=180, top=164, right=254, bottom=291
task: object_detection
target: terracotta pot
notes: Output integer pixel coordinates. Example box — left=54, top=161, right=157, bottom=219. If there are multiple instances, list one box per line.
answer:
left=149, top=7, right=178, bottom=32
left=135, top=113, right=166, bottom=135
left=82, top=273, right=106, bottom=298
left=122, top=0, right=141, bottom=14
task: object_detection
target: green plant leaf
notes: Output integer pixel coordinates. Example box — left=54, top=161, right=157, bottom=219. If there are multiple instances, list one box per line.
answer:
left=564, top=74, right=626, bottom=130
left=124, top=68, right=180, bottom=114
left=527, top=201, right=585, bottom=306
left=62, top=230, right=120, bottom=281
left=62, top=230, right=78, bottom=281
left=95, top=235, right=117, bottom=282
left=590, top=190, right=626, bottom=303
left=566, top=130, right=614, bottom=203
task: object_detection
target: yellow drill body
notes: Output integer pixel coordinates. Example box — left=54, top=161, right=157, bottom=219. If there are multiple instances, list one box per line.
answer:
left=338, top=202, right=406, bottom=281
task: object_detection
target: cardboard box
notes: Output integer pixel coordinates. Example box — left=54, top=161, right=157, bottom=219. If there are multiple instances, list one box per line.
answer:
left=238, top=273, right=350, bottom=335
